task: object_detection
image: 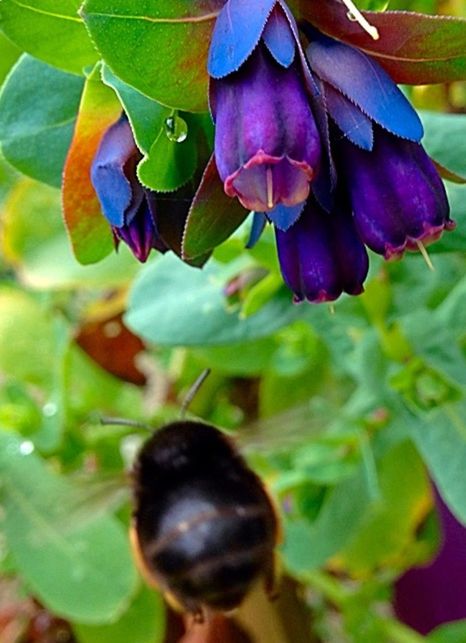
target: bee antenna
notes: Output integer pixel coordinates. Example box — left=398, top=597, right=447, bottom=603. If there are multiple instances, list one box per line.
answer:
left=100, top=416, right=152, bottom=432
left=180, top=369, right=211, bottom=418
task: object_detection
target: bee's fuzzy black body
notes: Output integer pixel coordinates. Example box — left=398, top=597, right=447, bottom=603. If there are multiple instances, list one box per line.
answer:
left=132, top=421, right=278, bottom=619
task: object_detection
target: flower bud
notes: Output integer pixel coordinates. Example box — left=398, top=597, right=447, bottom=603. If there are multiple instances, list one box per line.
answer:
left=91, top=115, right=166, bottom=262
left=275, top=195, right=368, bottom=302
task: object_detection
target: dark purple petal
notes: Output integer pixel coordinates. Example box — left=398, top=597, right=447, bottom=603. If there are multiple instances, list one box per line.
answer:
left=394, top=487, right=466, bottom=635
left=309, top=77, right=336, bottom=212
left=305, top=30, right=424, bottom=143
left=324, top=83, right=373, bottom=151
left=341, top=128, right=450, bottom=258
left=266, top=200, right=305, bottom=231
left=275, top=196, right=368, bottom=303
left=208, top=0, right=277, bottom=78
left=114, top=197, right=166, bottom=263
left=91, top=115, right=142, bottom=227
left=276, top=0, right=319, bottom=96
left=211, top=44, right=320, bottom=212
left=262, top=4, right=296, bottom=68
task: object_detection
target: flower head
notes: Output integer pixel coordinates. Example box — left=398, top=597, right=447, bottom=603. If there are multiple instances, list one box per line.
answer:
left=209, top=0, right=321, bottom=218
left=339, top=128, right=451, bottom=259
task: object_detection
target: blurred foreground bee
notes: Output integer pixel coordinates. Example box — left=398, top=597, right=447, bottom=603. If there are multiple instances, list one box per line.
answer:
left=131, top=419, right=280, bottom=622
left=98, top=372, right=334, bottom=622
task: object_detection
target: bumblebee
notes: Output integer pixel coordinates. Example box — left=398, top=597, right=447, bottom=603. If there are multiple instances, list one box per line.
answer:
left=130, top=420, right=280, bottom=622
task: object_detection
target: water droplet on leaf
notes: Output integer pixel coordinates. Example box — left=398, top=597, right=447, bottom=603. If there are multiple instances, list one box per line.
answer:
left=164, top=114, right=188, bottom=143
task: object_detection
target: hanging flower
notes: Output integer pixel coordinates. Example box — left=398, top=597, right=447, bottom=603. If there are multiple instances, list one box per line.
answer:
left=91, top=114, right=167, bottom=262
left=275, top=194, right=368, bottom=302
left=339, top=129, right=452, bottom=260
left=208, top=0, right=321, bottom=224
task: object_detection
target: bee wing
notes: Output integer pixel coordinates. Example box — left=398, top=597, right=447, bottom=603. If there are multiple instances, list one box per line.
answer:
left=235, top=399, right=344, bottom=455
left=47, top=473, right=130, bottom=534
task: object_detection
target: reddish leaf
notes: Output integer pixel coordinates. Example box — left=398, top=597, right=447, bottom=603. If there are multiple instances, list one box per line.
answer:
left=62, top=65, right=121, bottom=265
left=182, top=155, right=249, bottom=260
left=300, top=0, right=466, bottom=84
left=76, top=312, right=147, bottom=385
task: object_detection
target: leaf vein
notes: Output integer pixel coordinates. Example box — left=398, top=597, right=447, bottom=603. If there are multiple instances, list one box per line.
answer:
left=6, top=0, right=82, bottom=23
left=83, top=10, right=220, bottom=24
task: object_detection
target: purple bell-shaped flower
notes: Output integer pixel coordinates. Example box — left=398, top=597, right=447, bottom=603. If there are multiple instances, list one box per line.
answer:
left=209, top=0, right=321, bottom=217
left=340, top=129, right=452, bottom=259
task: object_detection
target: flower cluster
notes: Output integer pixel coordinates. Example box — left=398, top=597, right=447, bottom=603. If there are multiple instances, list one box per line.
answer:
left=208, top=0, right=454, bottom=303
left=90, top=0, right=455, bottom=303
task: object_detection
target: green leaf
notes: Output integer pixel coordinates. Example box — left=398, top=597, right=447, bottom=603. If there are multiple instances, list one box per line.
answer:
left=0, top=54, right=83, bottom=187
left=193, top=337, right=277, bottom=376
left=101, top=64, right=168, bottom=155
left=0, top=30, right=21, bottom=84
left=137, top=113, right=198, bottom=192
left=182, top=156, right=250, bottom=260
left=406, top=402, right=466, bottom=524
left=0, top=431, right=137, bottom=623
left=400, top=278, right=466, bottom=389
left=431, top=184, right=466, bottom=253
left=0, top=0, right=98, bottom=75
left=125, top=254, right=302, bottom=346
left=74, top=587, right=165, bottom=643
left=428, top=620, right=466, bottom=643
left=81, top=0, right=224, bottom=111
left=0, top=288, right=58, bottom=387
left=421, top=111, right=466, bottom=180
left=282, top=468, right=371, bottom=573
left=339, top=441, right=428, bottom=575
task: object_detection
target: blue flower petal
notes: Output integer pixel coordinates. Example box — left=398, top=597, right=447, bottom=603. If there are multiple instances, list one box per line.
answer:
left=246, top=212, right=268, bottom=248
left=306, top=32, right=424, bottom=142
left=91, top=115, right=136, bottom=227
left=267, top=201, right=305, bottom=231
left=208, top=0, right=277, bottom=79
left=262, top=5, right=295, bottom=68
left=324, top=83, right=373, bottom=151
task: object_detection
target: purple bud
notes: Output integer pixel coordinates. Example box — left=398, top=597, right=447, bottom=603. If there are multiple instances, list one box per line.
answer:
left=114, top=197, right=167, bottom=263
left=275, top=195, right=368, bottom=303
left=211, top=43, right=321, bottom=212
left=91, top=115, right=166, bottom=262
left=340, top=128, right=451, bottom=259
